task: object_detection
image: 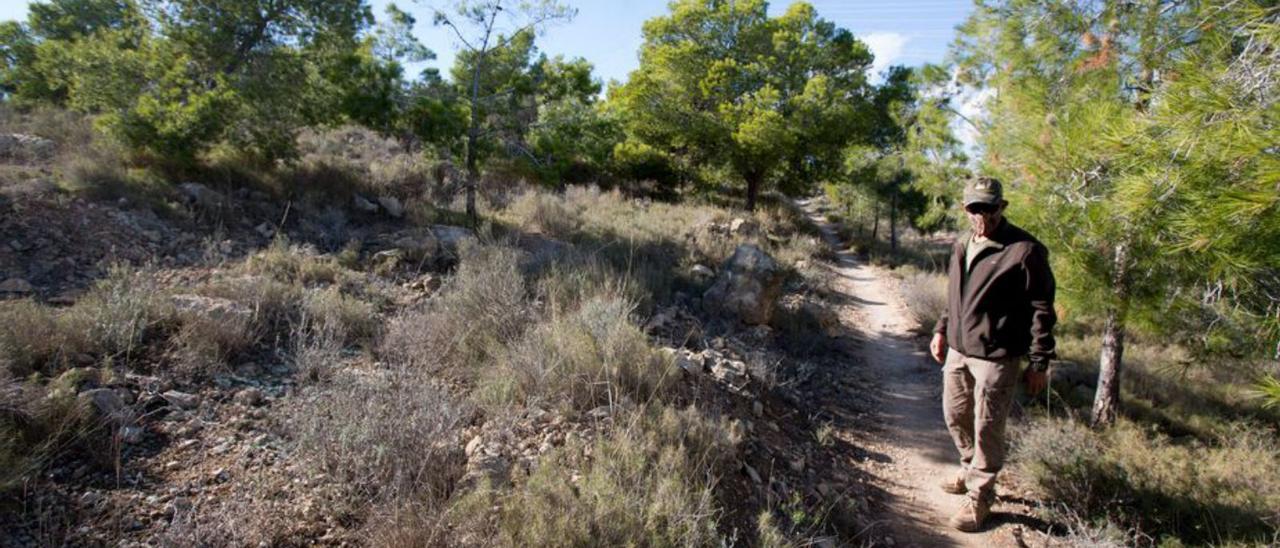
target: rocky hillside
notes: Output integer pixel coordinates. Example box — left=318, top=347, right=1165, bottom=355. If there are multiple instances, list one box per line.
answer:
left=0, top=125, right=892, bottom=546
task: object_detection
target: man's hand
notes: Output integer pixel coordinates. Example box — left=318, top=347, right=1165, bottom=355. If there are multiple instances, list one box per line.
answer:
left=930, top=332, right=946, bottom=364
left=1024, top=368, right=1048, bottom=395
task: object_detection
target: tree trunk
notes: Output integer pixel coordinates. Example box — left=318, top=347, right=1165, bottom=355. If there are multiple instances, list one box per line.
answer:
left=465, top=129, right=479, bottom=220
left=1091, top=241, right=1131, bottom=427
left=745, top=173, right=761, bottom=212
left=890, top=191, right=899, bottom=254
left=871, top=201, right=880, bottom=242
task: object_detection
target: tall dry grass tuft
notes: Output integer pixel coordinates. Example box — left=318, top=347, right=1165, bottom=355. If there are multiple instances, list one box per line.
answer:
left=441, top=405, right=741, bottom=547
left=0, top=266, right=173, bottom=377
left=242, top=239, right=344, bottom=286
left=380, top=243, right=531, bottom=375
left=479, top=296, right=673, bottom=412
left=292, top=366, right=472, bottom=508
left=897, top=268, right=948, bottom=334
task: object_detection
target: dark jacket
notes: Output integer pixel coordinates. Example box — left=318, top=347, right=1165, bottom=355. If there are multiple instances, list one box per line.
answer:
left=933, top=219, right=1057, bottom=363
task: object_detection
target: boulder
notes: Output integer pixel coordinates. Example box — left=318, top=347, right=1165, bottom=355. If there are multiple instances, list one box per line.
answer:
left=0, top=278, right=34, bottom=294
left=162, top=390, right=200, bottom=410
left=170, top=295, right=252, bottom=325
left=377, top=196, right=404, bottom=218
left=703, top=244, right=785, bottom=325
left=0, top=133, right=55, bottom=161
left=729, top=218, right=759, bottom=236
left=178, top=183, right=226, bottom=210
left=352, top=194, right=379, bottom=213
left=690, top=264, right=714, bottom=282
left=78, top=388, right=135, bottom=427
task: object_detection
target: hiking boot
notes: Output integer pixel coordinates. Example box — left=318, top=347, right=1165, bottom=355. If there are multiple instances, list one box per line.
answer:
left=948, top=496, right=991, bottom=532
left=939, top=473, right=966, bottom=495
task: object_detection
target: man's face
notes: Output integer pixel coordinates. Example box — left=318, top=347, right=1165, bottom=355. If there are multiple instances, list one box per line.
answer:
left=965, top=201, right=1006, bottom=238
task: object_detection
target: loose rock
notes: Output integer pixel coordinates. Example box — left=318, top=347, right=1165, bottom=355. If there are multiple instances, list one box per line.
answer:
left=703, top=244, right=785, bottom=325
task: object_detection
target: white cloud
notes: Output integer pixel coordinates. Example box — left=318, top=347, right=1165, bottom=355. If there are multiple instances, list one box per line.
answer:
left=861, top=32, right=910, bottom=80
left=953, top=76, right=994, bottom=163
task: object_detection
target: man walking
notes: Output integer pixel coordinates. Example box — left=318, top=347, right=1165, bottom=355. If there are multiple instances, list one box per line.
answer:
left=929, top=176, right=1057, bottom=532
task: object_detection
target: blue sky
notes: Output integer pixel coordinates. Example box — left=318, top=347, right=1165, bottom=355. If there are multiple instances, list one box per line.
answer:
left=0, top=1, right=975, bottom=85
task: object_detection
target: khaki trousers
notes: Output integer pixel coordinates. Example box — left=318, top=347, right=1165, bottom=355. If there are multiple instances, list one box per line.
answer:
left=942, top=349, right=1021, bottom=502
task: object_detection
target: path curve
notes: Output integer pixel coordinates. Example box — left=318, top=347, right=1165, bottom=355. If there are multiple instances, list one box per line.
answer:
left=798, top=199, right=998, bottom=548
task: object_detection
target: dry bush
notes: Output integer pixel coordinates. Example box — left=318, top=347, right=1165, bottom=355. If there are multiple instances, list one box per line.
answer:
left=380, top=243, right=531, bottom=375
left=168, top=304, right=256, bottom=378
left=897, top=268, right=948, bottom=334
left=293, top=366, right=472, bottom=506
left=301, top=287, right=378, bottom=346
left=70, top=266, right=171, bottom=357
left=0, top=300, right=67, bottom=377
left=444, top=405, right=740, bottom=547
left=198, top=274, right=304, bottom=337
left=242, top=239, right=343, bottom=286
left=291, top=126, right=436, bottom=202
left=531, top=250, right=644, bottom=318
left=1012, top=418, right=1280, bottom=545
left=505, top=191, right=582, bottom=239
left=479, top=296, right=673, bottom=412
left=0, top=379, right=94, bottom=494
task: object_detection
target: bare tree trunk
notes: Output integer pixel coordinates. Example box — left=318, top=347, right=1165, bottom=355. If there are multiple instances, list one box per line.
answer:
left=1092, top=241, right=1131, bottom=427
left=871, top=201, right=880, bottom=242
left=465, top=129, right=479, bottom=220
left=745, top=173, right=761, bottom=212
left=890, top=191, right=898, bottom=254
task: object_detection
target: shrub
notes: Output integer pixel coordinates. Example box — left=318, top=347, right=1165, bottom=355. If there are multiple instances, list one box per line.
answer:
left=292, top=367, right=471, bottom=505
left=506, top=191, right=582, bottom=239
left=0, top=299, right=65, bottom=377
left=1012, top=418, right=1280, bottom=545
left=198, top=274, right=304, bottom=337
left=380, top=243, right=530, bottom=375
left=479, top=296, right=673, bottom=412
left=898, top=268, right=947, bottom=334
left=446, top=405, right=740, bottom=547
left=242, top=239, right=343, bottom=286
left=74, top=266, right=170, bottom=356
left=301, top=287, right=378, bottom=346
left=0, top=380, right=93, bottom=494
left=168, top=301, right=256, bottom=378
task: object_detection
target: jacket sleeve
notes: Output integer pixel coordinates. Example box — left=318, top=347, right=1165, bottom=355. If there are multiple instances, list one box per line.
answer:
left=1024, top=243, right=1057, bottom=364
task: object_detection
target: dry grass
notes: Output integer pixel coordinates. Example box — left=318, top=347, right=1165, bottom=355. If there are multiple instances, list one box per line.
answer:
left=897, top=268, right=948, bottom=334
left=379, top=243, right=531, bottom=376
left=0, top=266, right=172, bottom=377
left=242, top=238, right=344, bottom=286
left=0, top=379, right=92, bottom=494
left=478, top=296, right=674, bottom=412
left=435, top=405, right=741, bottom=547
left=293, top=365, right=472, bottom=507
left=301, top=287, right=379, bottom=347
left=1012, top=418, right=1280, bottom=546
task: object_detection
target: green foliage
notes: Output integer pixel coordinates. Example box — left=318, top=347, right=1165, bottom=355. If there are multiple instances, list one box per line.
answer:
left=1254, top=374, right=1280, bottom=411
left=1014, top=418, right=1280, bottom=545
left=949, top=0, right=1279, bottom=359
left=612, top=0, right=873, bottom=209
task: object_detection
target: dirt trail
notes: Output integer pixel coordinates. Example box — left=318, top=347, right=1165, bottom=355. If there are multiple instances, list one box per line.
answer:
left=798, top=199, right=1002, bottom=548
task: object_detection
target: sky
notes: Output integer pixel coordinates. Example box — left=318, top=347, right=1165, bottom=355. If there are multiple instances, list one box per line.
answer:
left=0, top=1, right=976, bottom=85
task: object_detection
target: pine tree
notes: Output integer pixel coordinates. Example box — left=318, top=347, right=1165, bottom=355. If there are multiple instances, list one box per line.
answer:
left=951, top=0, right=1279, bottom=426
